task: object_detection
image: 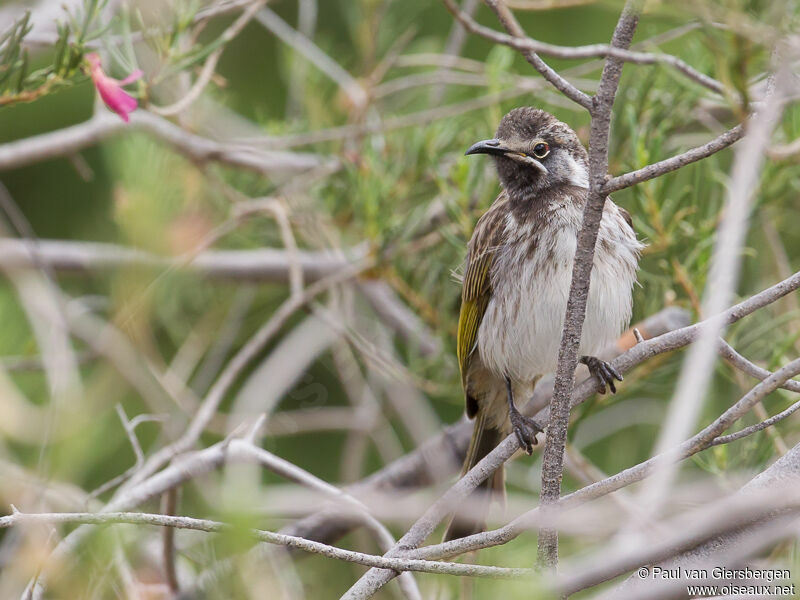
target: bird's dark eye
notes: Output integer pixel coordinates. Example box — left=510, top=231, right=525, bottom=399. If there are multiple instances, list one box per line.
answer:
left=532, top=142, right=550, bottom=159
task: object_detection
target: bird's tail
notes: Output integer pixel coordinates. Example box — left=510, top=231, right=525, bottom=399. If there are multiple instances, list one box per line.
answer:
left=442, top=409, right=506, bottom=542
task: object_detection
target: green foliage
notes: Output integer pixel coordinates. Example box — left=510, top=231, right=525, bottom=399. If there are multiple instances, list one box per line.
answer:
left=0, top=2, right=111, bottom=105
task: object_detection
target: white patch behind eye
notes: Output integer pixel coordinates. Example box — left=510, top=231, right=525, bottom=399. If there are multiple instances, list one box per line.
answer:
left=507, top=153, right=548, bottom=174
left=565, top=153, right=589, bottom=188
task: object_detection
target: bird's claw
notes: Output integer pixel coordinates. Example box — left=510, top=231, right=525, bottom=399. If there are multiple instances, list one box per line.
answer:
left=581, top=355, right=623, bottom=394
left=509, top=409, right=544, bottom=455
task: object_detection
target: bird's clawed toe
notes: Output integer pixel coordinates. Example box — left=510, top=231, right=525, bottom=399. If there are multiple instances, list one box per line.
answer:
left=509, top=409, right=544, bottom=455
left=581, top=355, right=623, bottom=394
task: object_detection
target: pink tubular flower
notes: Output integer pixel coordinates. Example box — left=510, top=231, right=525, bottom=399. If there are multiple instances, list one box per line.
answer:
left=86, top=53, right=143, bottom=122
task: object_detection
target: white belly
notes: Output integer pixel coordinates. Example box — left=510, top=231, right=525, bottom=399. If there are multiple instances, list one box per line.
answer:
left=476, top=204, right=642, bottom=383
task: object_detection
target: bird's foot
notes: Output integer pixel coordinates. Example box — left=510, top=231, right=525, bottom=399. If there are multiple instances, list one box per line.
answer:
left=580, top=355, right=623, bottom=394
left=509, top=408, right=544, bottom=455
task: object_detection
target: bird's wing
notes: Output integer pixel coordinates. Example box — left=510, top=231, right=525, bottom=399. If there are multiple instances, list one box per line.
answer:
left=457, top=198, right=506, bottom=401
left=457, top=249, right=493, bottom=389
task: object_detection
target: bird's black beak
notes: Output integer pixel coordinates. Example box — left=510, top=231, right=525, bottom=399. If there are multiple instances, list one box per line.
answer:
left=465, top=138, right=509, bottom=157
left=464, top=138, right=548, bottom=174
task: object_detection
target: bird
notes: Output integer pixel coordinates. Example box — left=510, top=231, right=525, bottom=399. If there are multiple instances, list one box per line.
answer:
left=442, top=107, right=644, bottom=541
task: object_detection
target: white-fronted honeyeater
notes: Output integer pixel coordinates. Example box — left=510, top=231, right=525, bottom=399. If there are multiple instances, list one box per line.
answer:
left=443, top=107, right=643, bottom=541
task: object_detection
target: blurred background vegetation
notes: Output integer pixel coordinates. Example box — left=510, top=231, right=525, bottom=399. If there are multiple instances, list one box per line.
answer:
left=1, top=0, right=799, bottom=598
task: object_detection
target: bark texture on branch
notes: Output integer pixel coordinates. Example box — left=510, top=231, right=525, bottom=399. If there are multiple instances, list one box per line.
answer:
left=612, top=441, right=800, bottom=599
left=0, top=111, right=336, bottom=174
left=538, top=0, right=641, bottom=568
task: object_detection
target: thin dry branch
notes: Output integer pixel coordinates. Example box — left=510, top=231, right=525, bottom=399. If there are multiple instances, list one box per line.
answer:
left=407, top=351, right=800, bottom=569
left=0, top=238, right=362, bottom=283
left=0, top=237, right=442, bottom=359
left=560, top=473, right=800, bottom=596
left=161, top=488, right=180, bottom=594
left=122, top=258, right=373, bottom=491
left=441, top=0, right=725, bottom=96
left=709, top=401, right=800, bottom=447
left=602, top=124, right=745, bottom=194
left=478, top=0, right=592, bottom=108
left=719, top=339, right=800, bottom=394
left=538, top=0, right=642, bottom=568
left=606, top=442, right=800, bottom=599
left=230, top=442, right=423, bottom=599
left=0, top=111, right=336, bottom=174
left=340, top=436, right=522, bottom=599
left=0, top=509, right=530, bottom=579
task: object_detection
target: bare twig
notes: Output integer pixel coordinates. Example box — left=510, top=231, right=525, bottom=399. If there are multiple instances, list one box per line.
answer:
left=0, top=509, right=530, bottom=579
left=709, top=400, right=800, bottom=447
left=0, top=111, right=336, bottom=174
left=606, top=441, right=800, bottom=599
left=602, top=124, right=745, bottom=194
left=0, top=237, right=364, bottom=283
left=114, top=405, right=163, bottom=468
left=161, top=488, right=180, bottom=594
left=122, top=257, right=373, bottom=491
left=340, top=435, right=523, bottom=599
left=229, top=443, right=423, bottom=599
left=441, top=0, right=725, bottom=97
left=538, top=0, right=642, bottom=569
left=405, top=354, right=800, bottom=568
left=477, top=0, right=592, bottom=108
left=719, top=339, right=800, bottom=394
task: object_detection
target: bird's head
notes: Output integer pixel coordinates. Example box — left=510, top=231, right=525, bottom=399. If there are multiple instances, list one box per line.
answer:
left=465, top=107, right=588, bottom=199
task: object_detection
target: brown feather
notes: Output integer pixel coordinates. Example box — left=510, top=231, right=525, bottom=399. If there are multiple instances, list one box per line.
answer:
left=456, top=191, right=509, bottom=394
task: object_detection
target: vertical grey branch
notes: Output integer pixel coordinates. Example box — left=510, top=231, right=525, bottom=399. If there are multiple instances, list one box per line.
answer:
left=537, top=0, right=642, bottom=569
